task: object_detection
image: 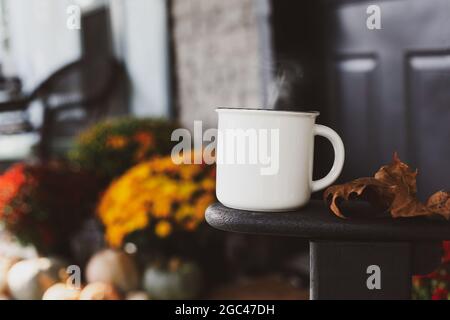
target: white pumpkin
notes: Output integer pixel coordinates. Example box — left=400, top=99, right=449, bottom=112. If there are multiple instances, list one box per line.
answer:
left=86, top=249, right=139, bottom=292
left=79, top=282, right=120, bottom=300
left=126, top=291, right=150, bottom=300
left=42, top=283, right=80, bottom=300
left=7, top=257, right=66, bottom=300
left=0, top=257, right=17, bottom=293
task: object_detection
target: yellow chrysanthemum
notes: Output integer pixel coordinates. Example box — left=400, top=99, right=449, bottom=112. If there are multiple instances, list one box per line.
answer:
left=194, top=194, right=215, bottom=219
left=175, top=204, right=195, bottom=222
left=152, top=198, right=172, bottom=218
left=97, top=152, right=216, bottom=247
left=155, top=220, right=172, bottom=238
left=201, top=178, right=215, bottom=192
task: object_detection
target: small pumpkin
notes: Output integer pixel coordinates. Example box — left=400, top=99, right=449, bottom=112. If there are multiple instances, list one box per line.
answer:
left=143, top=258, right=203, bottom=300
left=0, top=257, right=17, bottom=294
left=79, top=282, right=121, bottom=300
left=42, top=283, right=80, bottom=300
left=126, top=291, right=150, bottom=300
left=7, top=257, right=66, bottom=300
left=86, top=249, right=139, bottom=293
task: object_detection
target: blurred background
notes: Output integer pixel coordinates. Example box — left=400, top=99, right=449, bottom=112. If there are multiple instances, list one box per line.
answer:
left=0, top=0, right=448, bottom=300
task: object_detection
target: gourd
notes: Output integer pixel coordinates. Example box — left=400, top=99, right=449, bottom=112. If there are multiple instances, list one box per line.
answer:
left=86, top=249, right=139, bottom=292
left=7, top=257, right=66, bottom=300
left=143, top=258, right=203, bottom=300
left=42, top=283, right=80, bottom=300
left=79, top=282, right=120, bottom=300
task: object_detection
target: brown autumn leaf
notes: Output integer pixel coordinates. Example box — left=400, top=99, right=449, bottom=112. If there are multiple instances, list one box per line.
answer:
left=427, top=191, right=450, bottom=218
left=323, top=178, right=390, bottom=218
left=374, top=153, right=417, bottom=194
left=324, top=153, right=450, bottom=219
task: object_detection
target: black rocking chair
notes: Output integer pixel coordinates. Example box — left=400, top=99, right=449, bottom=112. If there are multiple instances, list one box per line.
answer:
left=0, top=57, right=126, bottom=161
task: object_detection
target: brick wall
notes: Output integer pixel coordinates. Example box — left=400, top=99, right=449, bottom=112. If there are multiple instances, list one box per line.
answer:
left=171, top=0, right=272, bottom=129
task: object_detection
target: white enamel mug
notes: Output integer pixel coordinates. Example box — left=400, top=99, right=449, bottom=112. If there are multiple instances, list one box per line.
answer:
left=215, top=108, right=345, bottom=212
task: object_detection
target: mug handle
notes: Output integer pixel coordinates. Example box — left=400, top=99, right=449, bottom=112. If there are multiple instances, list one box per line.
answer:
left=311, top=124, right=345, bottom=193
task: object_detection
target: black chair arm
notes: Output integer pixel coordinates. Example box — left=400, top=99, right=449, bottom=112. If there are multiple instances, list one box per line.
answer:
left=0, top=96, right=32, bottom=112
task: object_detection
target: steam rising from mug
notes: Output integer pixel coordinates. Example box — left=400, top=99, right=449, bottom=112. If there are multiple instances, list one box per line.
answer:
left=266, top=61, right=304, bottom=109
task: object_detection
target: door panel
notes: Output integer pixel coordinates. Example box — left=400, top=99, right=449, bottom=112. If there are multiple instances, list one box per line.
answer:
left=408, top=53, right=450, bottom=198
left=333, top=56, right=379, bottom=178
left=327, top=0, right=450, bottom=196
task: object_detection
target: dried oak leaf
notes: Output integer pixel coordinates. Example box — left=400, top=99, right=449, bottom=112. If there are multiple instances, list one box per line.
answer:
left=324, top=153, right=450, bottom=219
left=374, top=153, right=417, bottom=193
left=376, top=154, right=430, bottom=218
left=324, top=178, right=390, bottom=218
left=427, top=191, right=450, bottom=219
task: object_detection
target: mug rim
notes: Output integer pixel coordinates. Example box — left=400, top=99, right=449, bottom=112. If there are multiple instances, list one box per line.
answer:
left=216, top=107, right=320, bottom=117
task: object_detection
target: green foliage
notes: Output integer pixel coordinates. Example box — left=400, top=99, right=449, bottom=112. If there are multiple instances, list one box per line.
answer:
left=69, top=117, right=179, bottom=181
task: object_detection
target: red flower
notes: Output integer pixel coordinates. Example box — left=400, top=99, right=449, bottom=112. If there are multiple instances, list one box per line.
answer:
left=442, top=241, right=450, bottom=263
left=0, top=162, right=100, bottom=254
left=432, top=288, right=448, bottom=300
left=0, top=164, right=26, bottom=216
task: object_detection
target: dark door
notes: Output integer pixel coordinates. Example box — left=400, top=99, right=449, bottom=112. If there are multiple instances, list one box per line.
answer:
left=326, top=0, right=450, bottom=199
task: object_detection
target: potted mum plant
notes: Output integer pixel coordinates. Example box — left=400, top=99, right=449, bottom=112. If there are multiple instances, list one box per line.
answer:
left=413, top=241, right=450, bottom=300
left=69, top=117, right=179, bottom=183
left=0, top=162, right=100, bottom=257
left=97, top=152, right=225, bottom=299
